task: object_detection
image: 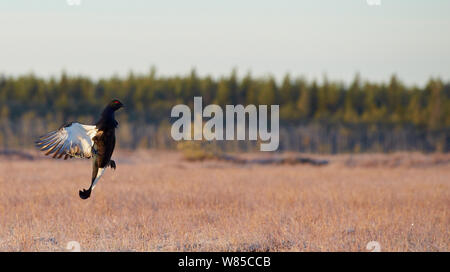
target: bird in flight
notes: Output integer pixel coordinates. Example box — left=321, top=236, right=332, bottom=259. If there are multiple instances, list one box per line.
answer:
left=35, top=99, right=124, bottom=199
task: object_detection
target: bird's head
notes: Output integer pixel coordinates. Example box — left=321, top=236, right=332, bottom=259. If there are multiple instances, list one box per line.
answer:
left=109, top=99, right=124, bottom=111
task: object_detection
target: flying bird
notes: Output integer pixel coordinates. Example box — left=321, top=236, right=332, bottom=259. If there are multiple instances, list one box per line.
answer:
left=35, top=99, right=124, bottom=199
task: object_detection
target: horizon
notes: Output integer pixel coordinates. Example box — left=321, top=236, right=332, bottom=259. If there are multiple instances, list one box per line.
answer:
left=1, top=68, right=448, bottom=89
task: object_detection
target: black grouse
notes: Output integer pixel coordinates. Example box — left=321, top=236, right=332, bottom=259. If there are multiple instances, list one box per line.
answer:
left=35, top=99, right=124, bottom=199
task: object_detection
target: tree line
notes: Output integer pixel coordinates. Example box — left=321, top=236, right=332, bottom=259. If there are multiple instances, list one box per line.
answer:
left=0, top=69, right=449, bottom=152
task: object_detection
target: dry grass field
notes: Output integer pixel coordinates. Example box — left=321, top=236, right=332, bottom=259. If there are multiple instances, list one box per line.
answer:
left=0, top=151, right=448, bottom=252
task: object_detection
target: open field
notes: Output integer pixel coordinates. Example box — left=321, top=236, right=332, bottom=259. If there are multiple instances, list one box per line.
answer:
left=0, top=151, right=448, bottom=251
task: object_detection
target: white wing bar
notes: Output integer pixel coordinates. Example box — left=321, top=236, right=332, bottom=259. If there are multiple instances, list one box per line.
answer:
left=36, top=122, right=98, bottom=159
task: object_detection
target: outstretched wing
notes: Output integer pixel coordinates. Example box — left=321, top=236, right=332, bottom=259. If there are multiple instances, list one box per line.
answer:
left=35, top=122, right=98, bottom=159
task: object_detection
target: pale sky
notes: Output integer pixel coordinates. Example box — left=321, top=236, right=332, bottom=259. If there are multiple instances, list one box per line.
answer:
left=1, top=0, right=449, bottom=86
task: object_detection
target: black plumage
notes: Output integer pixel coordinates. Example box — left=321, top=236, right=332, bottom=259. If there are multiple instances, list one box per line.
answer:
left=35, top=99, right=124, bottom=199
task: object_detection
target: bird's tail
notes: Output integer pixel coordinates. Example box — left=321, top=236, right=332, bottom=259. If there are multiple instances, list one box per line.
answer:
left=79, top=188, right=91, bottom=199
left=79, top=165, right=106, bottom=200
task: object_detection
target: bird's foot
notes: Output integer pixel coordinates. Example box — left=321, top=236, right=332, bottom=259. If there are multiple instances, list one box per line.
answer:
left=79, top=188, right=91, bottom=199
left=109, top=160, right=116, bottom=170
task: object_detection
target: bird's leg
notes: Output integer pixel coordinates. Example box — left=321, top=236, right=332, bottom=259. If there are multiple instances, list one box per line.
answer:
left=109, top=160, right=116, bottom=170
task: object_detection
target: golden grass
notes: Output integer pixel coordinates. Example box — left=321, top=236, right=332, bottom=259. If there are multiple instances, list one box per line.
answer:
left=0, top=151, right=448, bottom=252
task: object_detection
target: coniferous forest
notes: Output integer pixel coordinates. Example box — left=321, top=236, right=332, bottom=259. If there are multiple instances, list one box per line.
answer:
left=0, top=69, right=449, bottom=153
